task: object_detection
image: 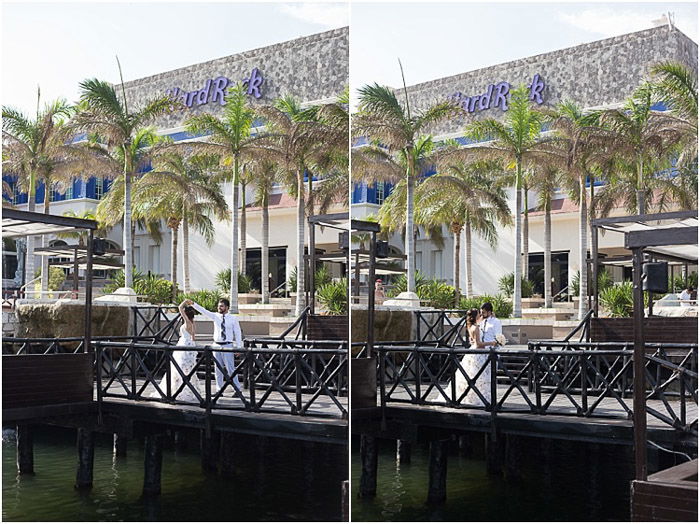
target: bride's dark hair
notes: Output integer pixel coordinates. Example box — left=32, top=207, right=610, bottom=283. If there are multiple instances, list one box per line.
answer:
left=466, top=308, right=479, bottom=327
left=184, top=306, right=196, bottom=321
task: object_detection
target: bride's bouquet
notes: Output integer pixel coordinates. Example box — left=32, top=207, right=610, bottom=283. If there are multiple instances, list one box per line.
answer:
left=495, top=334, right=507, bottom=346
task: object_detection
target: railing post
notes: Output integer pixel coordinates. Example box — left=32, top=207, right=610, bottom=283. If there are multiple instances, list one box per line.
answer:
left=95, top=345, right=103, bottom=417
left=165, top=348, right=171, bottom=401
left=534, top=350, right=542, bottom=414
left=204, top=348, right=212, bottom=436
left=130, top=343, right=137, bottom=400
left=580, top=353, right=587, bottom=416
left=295, top=351, right=302, bottom=415
left=247, top=348, right=256, bottom=411
left=490, top=348, right=497, bottom=414
left=415, top=347, right=421, bottom=402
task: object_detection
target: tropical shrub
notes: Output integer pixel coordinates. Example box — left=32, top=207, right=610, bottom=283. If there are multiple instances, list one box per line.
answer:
left=215, top=268, right=253, bottom=294
left=317, top=279, right=348, bottom=315
left=386, top=271, right=429, bottom=298
left=287, top=266, right=333, bottom=293
left=178, top=289, right=223, bottom=312
left=669, top=271, right=698, bottom=292
left=498, top=273, right=535, bottom=298
left=419, top=280, right=457, bottom=309
left=103, top=267, right=145, bottom=291
left=104, top=268, right=175, bottom=304
left=34, top=267, right=67, bottom=293
left=459, top=294, right=513, bottom=319
left=570, top=269, right=614, bottom=297
left=599, top=282, right=634, bottom=317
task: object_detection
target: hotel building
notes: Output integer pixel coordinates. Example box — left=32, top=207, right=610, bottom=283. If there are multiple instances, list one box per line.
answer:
left=4, top=27, right=349, bottom=294
left=351, top=24, right=698, bottom=296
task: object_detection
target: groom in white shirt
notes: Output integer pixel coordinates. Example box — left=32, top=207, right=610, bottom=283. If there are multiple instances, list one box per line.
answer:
left=186, top=298, right=243, bottom=393
left=479, top=301, right=503, bottom=348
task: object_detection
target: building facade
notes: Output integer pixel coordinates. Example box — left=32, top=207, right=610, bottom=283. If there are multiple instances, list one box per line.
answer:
left=352, top=24, right=698, bottom=295
left=4, top=27, right=349, bottom=293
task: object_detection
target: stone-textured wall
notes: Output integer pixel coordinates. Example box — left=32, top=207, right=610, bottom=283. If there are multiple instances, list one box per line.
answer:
left=400, top=26, right=698, bottom=137
left=15, top=302, right=130, bottom=339
left=122, top=27, right=349, bottom=130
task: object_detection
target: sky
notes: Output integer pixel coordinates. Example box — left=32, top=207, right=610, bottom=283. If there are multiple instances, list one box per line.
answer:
left=2, top=1, right=349, bottom=115
left=350, top=1, right=698, bottom=97
left=2, top=1, right=697, bottom=115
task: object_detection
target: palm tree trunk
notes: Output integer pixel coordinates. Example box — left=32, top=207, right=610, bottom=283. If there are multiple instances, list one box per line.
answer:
left=40, top=187, right=51, bottom=294
left=262, top=194, right=270, bottom=304
left=464, top=223, right=473, bottom=298
left=544, top=200, right=552, bottom=308
left=578, top=174, right=588, bottom=320
left=123, top=154, right=133, bottom=288
left=240, top=182, right=247, bottom=277
left=453, top=226, right=461, bottom=306
left=636, top=156, right=645, bottom=214
left=513, top=161, right=523, bottom=318
left=295, top=170, right=305, bottom=315
left=522, top=184, right=529, bottom=278
left=170, top=223, right=178, bottom=303
left=183, top=214, right=191, bottom=294
left=24, top=175, right=36, bottom=297
left=230, top=159, right=240, bottom=313
left=406, top=173, right=416, bottom=293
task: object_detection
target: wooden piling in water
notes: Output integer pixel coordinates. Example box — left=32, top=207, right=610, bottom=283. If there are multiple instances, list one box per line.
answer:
left=359, top=435, right=378, bottom=498
left=341, top=480, right=349, bottom=521
left=397, top=439, right=412, bottom=464
left=200, top=429, right=219, bottom=473
left=485, top=432, right=504, bottom=476
left=427, top=439, right=449, bottom=504
left=458, top=434, right=472, bottom=458
left=16, top=424, right=34, bottom=475
left=75, top=428, right=94, bottom=490
left=113, top=434, right=127, bottom=457
left=505, top=434, right=521, bottom=481
left=143, top=435, right=163, bottom=496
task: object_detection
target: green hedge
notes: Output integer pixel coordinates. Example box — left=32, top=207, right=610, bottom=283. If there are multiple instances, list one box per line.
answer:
left=459, top=294, right=513, bottom=319
left=317, top=279, right=347, bottom=315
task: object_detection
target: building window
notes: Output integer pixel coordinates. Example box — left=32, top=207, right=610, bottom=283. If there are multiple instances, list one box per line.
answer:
left=65, top=184, right=73, bottom=200
left=415, top=251, right=423, bottom=273
left=375, top=182, right=385, bottom=205
left=95, top=178, right=104, bottom=200
left=431, top=250, right=443, bottom=279
left=148, top=245, right=161, bottom=274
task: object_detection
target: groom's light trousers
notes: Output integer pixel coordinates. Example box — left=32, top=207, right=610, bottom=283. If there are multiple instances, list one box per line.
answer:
left=212, top=343, right=242, bottom=392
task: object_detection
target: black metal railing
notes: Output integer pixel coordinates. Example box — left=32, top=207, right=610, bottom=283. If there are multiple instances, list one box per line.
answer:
left=131, top=305, right=181, bottom=344
left=562, top=309, right=594, bottom=342
left=375, top=341, right=697, bottom=434
left=94, top=338, right=348, bottom=419
left=415, top=310, right=469, bottom=347
left=276, top=306, right=309, bottom=340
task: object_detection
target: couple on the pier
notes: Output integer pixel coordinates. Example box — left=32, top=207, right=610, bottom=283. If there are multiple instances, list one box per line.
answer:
left=152, top=298, right=243, bottom=402
left=438, top=302, right=504, bottom=407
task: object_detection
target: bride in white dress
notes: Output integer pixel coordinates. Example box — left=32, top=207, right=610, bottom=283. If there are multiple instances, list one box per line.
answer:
left=440, top=309, right=491, bottom=407
left=151, top=300, right=202, bottom=402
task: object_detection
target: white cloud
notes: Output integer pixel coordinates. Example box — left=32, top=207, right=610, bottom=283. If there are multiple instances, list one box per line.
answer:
left=278, top=2, right=348, bottom=29
left=559, top=7, right=696, bottom=41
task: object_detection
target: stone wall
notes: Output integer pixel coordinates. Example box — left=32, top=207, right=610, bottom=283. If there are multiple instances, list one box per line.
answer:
left=122, top=27, right=349, bottom=130
left=400, top=26, right=698, bottom=137
left=15, top=301, right=130, bottom=339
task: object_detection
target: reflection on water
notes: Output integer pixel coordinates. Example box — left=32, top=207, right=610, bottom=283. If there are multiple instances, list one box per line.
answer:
left=351, top=435, right=635, bottom=521
left=3, top=426, right=345, bottom=522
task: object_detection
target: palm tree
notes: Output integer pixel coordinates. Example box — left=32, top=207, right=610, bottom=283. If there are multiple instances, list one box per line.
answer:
left=2, top=96, right=75, bottom=294
left=183, top=83, right=256, bottom=313
left=528, top=165, right=562, bottom=308
left=597, top=83, right=686, bottom=215
left=419, top=159, right=512, bottom=302
left=457, top=85, right=544, bottom=318
left=354, top=81, right=456, bottom=294
left=250, top=159, right=278, bottom=303
left=133, top=152, right=229, bottom=300
left=252, top=101, right=345, bottom=315
left=73, top=75, right=173, bottom=289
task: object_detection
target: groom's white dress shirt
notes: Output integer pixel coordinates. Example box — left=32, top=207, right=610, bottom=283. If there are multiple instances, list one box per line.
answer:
left=480, top=316, right=503, bottom=348
left=190, top=302, right=242, bottom=348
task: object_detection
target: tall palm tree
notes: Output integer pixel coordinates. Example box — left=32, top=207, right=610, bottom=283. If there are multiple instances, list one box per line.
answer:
left=533, top=101, right=607, bottom=320
left=419, top=159, right=512, bottom=302
left=184, top=83, right=256, bottom=313
left=132, top=152, right=229, bottom=300
left=2, top=97, right=74, bottom=294
left=354, top=82, right=456, bottom=294
left=252, top=102, right=345, bottom=315
left=73, top=75, right=173, bottom=288
left=250, top=159, right=278, bottom=304
left=597, top=83, right=685, bottom=215
left=458, top=85, right=544, bottom=318
left=528, top=165, right=562, bottom=308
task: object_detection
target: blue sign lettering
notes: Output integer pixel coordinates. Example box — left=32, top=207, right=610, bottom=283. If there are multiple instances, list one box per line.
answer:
left=450, top=74, right=545, bottom=113
left=167, top=69, right=264, bottom=109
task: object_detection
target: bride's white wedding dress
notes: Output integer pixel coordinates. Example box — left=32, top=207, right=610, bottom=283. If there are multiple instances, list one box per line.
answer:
left=151, top=325, right=202, bottom=402
left=436, top=332, right=491, bottom=407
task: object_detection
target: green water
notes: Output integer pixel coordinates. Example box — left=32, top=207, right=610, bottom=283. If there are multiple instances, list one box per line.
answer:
left=351, top=436, right=635, bottom=521
left=3, top=426, right=345, bottom=521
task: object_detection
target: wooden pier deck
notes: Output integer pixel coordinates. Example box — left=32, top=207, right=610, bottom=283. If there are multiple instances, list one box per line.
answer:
left=353, top=384, right=695, bottom=446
